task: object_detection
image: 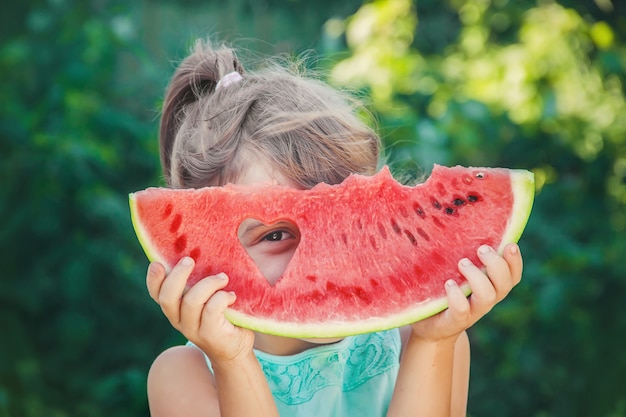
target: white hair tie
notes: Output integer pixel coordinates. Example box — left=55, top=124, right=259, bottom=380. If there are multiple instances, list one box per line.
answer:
left=215, top=71, right=243, bottom=91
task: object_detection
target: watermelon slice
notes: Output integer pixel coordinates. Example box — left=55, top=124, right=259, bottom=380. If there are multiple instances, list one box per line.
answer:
left=129, top=165, right=534, bottom=338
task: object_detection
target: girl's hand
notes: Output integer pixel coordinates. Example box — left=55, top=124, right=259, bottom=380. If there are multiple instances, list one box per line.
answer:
left=146, top=258, right=255, bottom=363
left=410, top=243, right=523, bottom=342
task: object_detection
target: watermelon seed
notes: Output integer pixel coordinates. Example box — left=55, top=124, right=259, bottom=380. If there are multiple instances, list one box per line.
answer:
left=174, top=234, right=187, bottom=253
left=299, top=289, right=324, bottom=304
left=413, top=202, right=426, bottom=218
left=436, top=181, right=446, bottom=196
left=162, top=203, right=173, bottom=219
left=325, top=282, right=371, bottom=305
left=475, top=172, right=485, bottom=179
left=404, top=230, right=418, bottom=246
left=190, top=247, right=201, bottom=261
left=169, top=213, right=183, bottom=233
left=444, top=206, right=458, bottom=216
left=463, top=175, right=473, bottom=184
left=453, top=198, right=466, bottom=206
left=351, top=286, right=373, bottom=305
left=391, top=219, right=401, bottom=234
left=431, top=197, right=442, bottom=210
left=377, top=222, right=388, bottom=239
left=416, top=228, right=430, bottom=241
left=467, top=193, right=481, bottom=203
left=398, top=205, right=409, bottom=218
left=341, top=233, right=349, bottom=245
left=432, top=217, right=445, bottom=228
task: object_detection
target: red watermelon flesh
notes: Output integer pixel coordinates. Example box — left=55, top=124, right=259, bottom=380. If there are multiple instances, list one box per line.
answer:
left=129, top=165, right=534, bottom=338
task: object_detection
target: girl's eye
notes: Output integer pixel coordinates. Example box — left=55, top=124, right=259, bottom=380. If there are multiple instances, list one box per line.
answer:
left=262, top=230, right=290, bottom=242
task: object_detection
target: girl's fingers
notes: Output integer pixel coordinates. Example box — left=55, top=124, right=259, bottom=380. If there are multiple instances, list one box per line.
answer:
left=476, top=245, right=515, bottom=300
left=180, top=273, right=230, bottom=331
left=502, top=243, right=523, bottom=286
left=157, top=257, right=195, bottom=322
left=458, top=256, right=497, bottom=312
left=201, top=288, right=237, bottom=330
left=146, top=262, right=167, bottom=302
left=443, top=279, right=471, bottom=327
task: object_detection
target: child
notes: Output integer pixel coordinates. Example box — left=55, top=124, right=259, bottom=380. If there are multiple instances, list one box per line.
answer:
left=144, top=39, right=523, bottom=417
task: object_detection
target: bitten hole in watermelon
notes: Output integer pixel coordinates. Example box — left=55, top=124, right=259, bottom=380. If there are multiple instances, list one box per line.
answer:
left=237, top=218, right=301, bottom=286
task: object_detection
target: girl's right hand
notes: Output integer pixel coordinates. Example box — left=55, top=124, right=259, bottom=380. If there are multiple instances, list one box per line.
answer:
left=146, top=257, right=255, bottom=363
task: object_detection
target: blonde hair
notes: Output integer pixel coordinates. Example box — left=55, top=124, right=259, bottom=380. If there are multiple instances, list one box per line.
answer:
left=159, top=39, right=381, bottom=189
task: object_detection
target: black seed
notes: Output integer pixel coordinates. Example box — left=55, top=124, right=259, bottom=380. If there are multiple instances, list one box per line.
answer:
left=453, top=198, right=466, bottom=206
left=404, top=230, right=418, bottom=246
left=445, top=207, right=456, bottom=215
left=468, top=194, right=479, bottom=202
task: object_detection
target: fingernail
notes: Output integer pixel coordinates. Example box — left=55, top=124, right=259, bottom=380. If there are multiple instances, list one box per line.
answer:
left=147, top=263, right=158, bottom=276
left=509, top=244, right=519, bottom=254
left=217, top=272, right=228, bottom=280
left=460, top=258, right=472, bottom=267
left=181, top=257, right=194, bottom=266
left=446, top=279, right=457, bottom=287
left=479, top=245, right=492, bottom=254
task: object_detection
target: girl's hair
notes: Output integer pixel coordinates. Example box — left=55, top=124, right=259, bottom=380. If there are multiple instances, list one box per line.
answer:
left=159, top=38, right=381, bottom=189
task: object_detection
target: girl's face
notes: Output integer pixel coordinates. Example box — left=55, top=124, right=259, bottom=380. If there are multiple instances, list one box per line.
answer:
left=236, top=160, right=301, bottom=285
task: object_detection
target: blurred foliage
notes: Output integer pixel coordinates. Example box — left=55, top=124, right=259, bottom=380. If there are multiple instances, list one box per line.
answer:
left=329, top=0, right=626, bottom=416
left=1, top=0, right=624, bottom=416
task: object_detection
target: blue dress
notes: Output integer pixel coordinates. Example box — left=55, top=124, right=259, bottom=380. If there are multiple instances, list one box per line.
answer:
left=188, top=328, right=401, bottom=416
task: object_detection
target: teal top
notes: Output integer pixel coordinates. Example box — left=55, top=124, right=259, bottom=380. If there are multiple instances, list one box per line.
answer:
left=187, top=328, right=401, bottom=416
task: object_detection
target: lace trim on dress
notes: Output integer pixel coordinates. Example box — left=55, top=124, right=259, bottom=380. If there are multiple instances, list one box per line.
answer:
left=255, top=330, right=401, bottom=406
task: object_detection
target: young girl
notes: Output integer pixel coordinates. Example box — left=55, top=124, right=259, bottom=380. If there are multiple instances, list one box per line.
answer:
left=145, top=39, right=523, bottom=417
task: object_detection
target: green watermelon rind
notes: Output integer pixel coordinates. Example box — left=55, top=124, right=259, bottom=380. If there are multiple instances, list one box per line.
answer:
left=223, top=169, right=535, bottom=338
left=224, top=282, right=473, bottom=338
left=129, top=194, right=170, bottom=270
left=496, top=169, right=535, bottom=254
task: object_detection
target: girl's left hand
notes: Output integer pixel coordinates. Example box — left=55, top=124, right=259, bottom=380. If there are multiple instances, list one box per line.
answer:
left=410, top=243, right=523, bottom=342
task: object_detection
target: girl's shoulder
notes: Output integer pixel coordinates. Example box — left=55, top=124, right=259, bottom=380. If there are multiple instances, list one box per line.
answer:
left=148, top=345, right=216, bottom=389
left=147, top=345, right=220, bottom=414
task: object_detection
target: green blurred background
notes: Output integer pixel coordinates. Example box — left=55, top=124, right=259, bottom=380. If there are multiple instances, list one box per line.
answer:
left=1, top=0, right=625, bottom=416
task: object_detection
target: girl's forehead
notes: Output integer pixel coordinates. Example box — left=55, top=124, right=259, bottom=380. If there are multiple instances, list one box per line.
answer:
left=237, top=159, right=298, bottom=188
